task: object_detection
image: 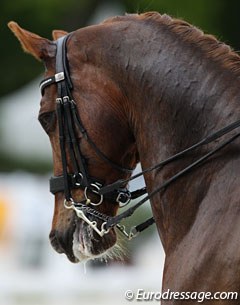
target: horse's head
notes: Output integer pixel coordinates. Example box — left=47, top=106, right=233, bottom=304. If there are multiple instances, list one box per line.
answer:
left=9, top=22, right=139, bottom=263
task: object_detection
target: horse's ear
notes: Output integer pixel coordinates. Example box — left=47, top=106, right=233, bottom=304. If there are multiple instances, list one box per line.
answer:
left=52, top=30, right=68, bottom=40
left=8, top=21, right=55, bottom=61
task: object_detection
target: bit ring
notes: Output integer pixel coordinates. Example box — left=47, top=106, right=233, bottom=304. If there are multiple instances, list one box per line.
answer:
left=84, top=183, right=103, bottom=206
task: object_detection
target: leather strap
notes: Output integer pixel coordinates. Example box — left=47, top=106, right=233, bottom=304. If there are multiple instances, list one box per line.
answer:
left=49, top=174, right=131, bottom=204
left=40, top=33, right=240, bottom=237
left=105, top=131, right=240, bottom=229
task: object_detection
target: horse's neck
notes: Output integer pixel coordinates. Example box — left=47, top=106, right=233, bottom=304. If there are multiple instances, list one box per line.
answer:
left=109, top=24, right=240, bottom=252
left=88, top=18, right=240, bottom=251
left=136, top=76, right=240, bottom=253
left=133, top=67, right=240, bottom=166
left=118, top=31, right=240, bottom=157
left=103, top=19, right=240, bottom=153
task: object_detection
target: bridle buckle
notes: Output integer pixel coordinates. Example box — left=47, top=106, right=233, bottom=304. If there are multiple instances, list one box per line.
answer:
left=116, top=190, right=131, bottom=207
left=73, top=173, right=83, bottom=186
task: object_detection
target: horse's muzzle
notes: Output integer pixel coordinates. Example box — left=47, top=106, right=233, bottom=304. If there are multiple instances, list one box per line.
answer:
left=49, top=227, right=78, bottom=263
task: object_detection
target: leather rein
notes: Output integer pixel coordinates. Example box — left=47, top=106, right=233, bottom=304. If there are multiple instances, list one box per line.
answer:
left=40, top=34, right=240, bottom=240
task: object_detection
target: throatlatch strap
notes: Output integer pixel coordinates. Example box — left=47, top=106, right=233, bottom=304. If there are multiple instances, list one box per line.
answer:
left=71, top=102, right=134, bottom=174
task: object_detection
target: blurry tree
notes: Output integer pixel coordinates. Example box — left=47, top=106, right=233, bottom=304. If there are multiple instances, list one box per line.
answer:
left=123, top=0, right=240, bottom=42
left=217, top=0, right=240, bottom=49
left=2, top=0, right=240, bottom=100
left=1, top=0, right=102, bottom=98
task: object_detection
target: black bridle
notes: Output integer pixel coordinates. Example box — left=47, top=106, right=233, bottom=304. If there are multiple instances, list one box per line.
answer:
left=41, top=35, right=133, bottom=202
left=40, top=34, right=240, bottom=239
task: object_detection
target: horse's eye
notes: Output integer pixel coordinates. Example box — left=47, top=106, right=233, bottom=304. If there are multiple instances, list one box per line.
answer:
left=38, top=111, right=56, bottom=133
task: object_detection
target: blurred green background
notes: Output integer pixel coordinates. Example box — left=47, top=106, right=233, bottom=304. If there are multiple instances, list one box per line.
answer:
left=1, top=0, right=240, bottom=172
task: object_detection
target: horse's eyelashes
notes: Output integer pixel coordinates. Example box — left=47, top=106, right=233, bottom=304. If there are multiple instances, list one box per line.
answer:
left=38, top=111, right=56, bottom=134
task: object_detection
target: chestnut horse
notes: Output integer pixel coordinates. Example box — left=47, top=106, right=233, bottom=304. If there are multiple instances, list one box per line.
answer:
left=9, top=12, right=240, bottom=304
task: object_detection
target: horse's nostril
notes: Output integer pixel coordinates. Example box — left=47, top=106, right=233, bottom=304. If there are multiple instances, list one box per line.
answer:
left=49, top=228, right=77, bottom=263
left=49, top=230, right=55, bottom=240
left=49, top=230, right=64, bottom=254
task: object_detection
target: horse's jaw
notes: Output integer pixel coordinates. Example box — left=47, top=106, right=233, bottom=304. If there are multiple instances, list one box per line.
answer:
left=72, top=220, right=120, bottom=263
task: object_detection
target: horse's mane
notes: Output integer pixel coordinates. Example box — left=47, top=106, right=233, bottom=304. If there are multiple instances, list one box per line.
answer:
left=103, top=12, right=240, bottom=75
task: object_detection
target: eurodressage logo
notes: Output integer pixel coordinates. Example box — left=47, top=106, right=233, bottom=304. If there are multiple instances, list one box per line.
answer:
left=124, top=289, right=239, bottom=302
